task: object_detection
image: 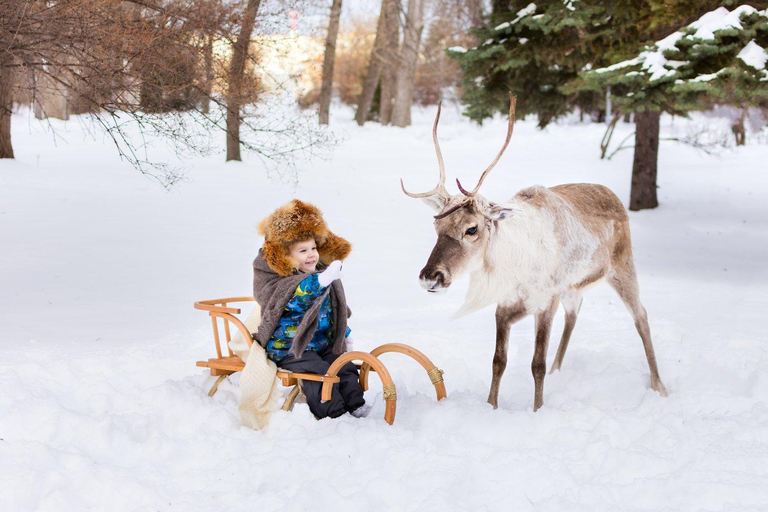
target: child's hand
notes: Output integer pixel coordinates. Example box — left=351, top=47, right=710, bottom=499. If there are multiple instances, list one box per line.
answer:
left=318, top=260, right=344, bottom=287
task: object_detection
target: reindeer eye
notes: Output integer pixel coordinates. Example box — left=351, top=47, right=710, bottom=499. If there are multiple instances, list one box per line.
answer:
left=465, top=226, right=478, bottom=236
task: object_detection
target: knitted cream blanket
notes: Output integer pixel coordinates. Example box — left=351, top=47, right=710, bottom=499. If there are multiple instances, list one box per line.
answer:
left=228, top=303, right=282, bottom=430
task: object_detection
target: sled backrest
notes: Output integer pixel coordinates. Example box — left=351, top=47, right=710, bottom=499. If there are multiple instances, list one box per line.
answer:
left=194, top=297, right=256, bottom=360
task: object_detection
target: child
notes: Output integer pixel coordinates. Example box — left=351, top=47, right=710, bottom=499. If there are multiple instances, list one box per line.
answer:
left=252, top=199, right=369, bottom=419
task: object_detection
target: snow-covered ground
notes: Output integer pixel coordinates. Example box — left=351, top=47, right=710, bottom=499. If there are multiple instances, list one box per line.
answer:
left=1, top=104, right=767, bottom=511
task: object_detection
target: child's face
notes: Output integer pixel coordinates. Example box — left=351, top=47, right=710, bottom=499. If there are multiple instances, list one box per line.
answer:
left=290, top=238, right=319, bottom=273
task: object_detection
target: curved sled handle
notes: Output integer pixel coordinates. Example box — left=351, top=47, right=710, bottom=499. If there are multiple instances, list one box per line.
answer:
left=322, top=351, right=397, bottom=425
left=359, top=343, right=446, bottom=401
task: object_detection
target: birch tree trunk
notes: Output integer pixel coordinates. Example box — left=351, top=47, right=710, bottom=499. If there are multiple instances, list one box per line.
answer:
left=318, top=0, right=343, bottom=125
left=226, top=0, right=262, bottom=161
left=391, top=0, right=425, bottom=127
left=355, top=0, right=388, bottom=126
left=629, top=110, right=660, bottom=211
left=0, top=63, right=13, bottom=159
left=378, top=0, right=400, bottom=126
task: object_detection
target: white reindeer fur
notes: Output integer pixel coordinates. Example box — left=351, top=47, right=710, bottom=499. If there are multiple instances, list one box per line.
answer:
left=454, top=186, right=608, bottom=317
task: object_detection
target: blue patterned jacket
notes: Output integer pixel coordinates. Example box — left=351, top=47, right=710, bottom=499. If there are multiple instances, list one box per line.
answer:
left=266, top=273, right=351, bottom=363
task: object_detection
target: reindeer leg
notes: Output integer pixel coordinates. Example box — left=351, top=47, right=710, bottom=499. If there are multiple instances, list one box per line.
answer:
left=487, top=302, right=527, bottom=409
left=532, top=298, right=559, bottom=411
left=607, top=266, right=668, bottom=397
left=550, top=291, right=583, bottom=374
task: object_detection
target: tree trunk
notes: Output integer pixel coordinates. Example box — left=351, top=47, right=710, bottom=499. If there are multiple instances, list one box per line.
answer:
left=226, top=0, right=262, bottom=162
left=731, top=122, right=745, bottom=146
left=318, top=0, right=343, bottom=125
left=34, top=69, right=69, bottom=120
left=731, top=108, right=747, bottom=146
left=391, top=0, right=425, bottom=127
left=629, top=110, right=660, bottom=211
left=378, top=0, right=400, bottom=125
left=0, top=64, right=13, bottom=159
left=355, top=0, right=388, bottom=126
left=202, top=35, right=213, bottom=115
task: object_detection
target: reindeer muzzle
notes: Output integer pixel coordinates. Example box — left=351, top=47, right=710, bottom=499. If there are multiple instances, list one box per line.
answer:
left=419, top=266, right=450, bottom=293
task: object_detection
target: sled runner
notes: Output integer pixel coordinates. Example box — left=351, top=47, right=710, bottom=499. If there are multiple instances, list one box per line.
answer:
left=194, top=297, right=446, bottom=425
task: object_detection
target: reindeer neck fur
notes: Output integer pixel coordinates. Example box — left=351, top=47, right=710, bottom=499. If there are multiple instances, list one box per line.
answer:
left=456, top=185, right=608, bottom=317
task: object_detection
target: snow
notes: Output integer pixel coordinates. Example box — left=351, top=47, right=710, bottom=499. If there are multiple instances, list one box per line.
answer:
left=737, top=40, right=768, bottom=72
left=2, top=104, right=768, bottom=510
left=447, top=46, right=467, bottom=54
left=692, top=71, right=720, bottom=82
left=689, top=5, right=755, bottom=41
left=595, top=47, right=683, bottom=82
left=495, top=3, right=537, bottom=31
left=676, top=71, right=721, bottom=85
left=595, top=5, right=767, bottom=82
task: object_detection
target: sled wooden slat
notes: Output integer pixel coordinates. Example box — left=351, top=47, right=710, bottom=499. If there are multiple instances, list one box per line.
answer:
left=197, top=356, right=244, bottom=373
left=196, top=356, right=340, bottom=385
left=276, top=370, right=340, bottom=386
left=211, top=316, right=223, bottom=359
left=195, top=296, right=445, bottom=425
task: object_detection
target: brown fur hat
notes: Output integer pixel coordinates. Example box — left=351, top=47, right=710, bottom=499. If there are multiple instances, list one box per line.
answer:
left=258, top=199, right=352, bottom=276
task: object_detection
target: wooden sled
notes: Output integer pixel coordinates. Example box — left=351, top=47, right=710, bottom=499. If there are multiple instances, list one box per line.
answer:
left=194, top=297, right=446, bottom=425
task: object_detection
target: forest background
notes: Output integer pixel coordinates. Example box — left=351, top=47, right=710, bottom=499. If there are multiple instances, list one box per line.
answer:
left=2, top=0, right=767, bottom=208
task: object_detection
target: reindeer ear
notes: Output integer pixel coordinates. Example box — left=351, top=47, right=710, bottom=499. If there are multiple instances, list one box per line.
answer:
left=421, top=194, right=449, bottom=213
left=485, top=202, right=520, bottom=221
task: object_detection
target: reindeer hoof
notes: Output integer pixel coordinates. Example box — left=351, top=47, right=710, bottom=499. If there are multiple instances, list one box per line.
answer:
left=652, top=381, right=669, bottom=397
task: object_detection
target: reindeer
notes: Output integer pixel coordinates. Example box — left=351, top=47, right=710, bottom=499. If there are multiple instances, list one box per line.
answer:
left=401, top=96, right=668, bottom=411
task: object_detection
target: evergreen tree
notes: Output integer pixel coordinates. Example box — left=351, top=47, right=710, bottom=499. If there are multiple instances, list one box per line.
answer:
left=577, top=6, right=768, bottom=114
left=448, top=0, right=733, bottom=126
left=574, top=5, right=768, bottom=208
left=671, top=7, right=768, bottom=144
left=449, top=1, right=767, bottom=210
left=448, top=1, right=612, bottom=126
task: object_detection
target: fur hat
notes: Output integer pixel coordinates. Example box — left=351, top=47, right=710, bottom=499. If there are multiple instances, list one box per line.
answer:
left=258, top=199, right=352, bottom=277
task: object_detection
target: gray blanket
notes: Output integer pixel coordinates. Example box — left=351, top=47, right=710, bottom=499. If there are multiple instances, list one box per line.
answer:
left=252, top=250, right=350, bottom=359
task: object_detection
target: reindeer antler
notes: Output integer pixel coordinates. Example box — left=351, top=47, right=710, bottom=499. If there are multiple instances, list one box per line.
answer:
left=400, top=101, right=450, bottom=199
left=457, top=94, right=517, bottom=197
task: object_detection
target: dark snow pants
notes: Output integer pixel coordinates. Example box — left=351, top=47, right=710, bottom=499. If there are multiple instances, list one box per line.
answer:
left=278, top=346, right=365, bottom=419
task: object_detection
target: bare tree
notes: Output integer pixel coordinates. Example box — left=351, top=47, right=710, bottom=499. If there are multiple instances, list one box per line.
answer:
left=379, top=0, right=400, bottom=125
left=415, top=0, right=483, bottom=106
left=0, top=0, right=335, bottom=184
left=0, top=0, right=145, bottom=158
left=318, top=0, right=343, bottom=125
left=355, top=1, right=388, bottom=125
left=391, top=0, right=426, bottom=127
left=226, top=0, right=263, bottom=161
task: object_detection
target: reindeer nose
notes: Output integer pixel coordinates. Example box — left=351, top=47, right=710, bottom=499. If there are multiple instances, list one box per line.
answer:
left=419, top=267, right=447, bottom=291
left=419, top=267, right=441, bottom=283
